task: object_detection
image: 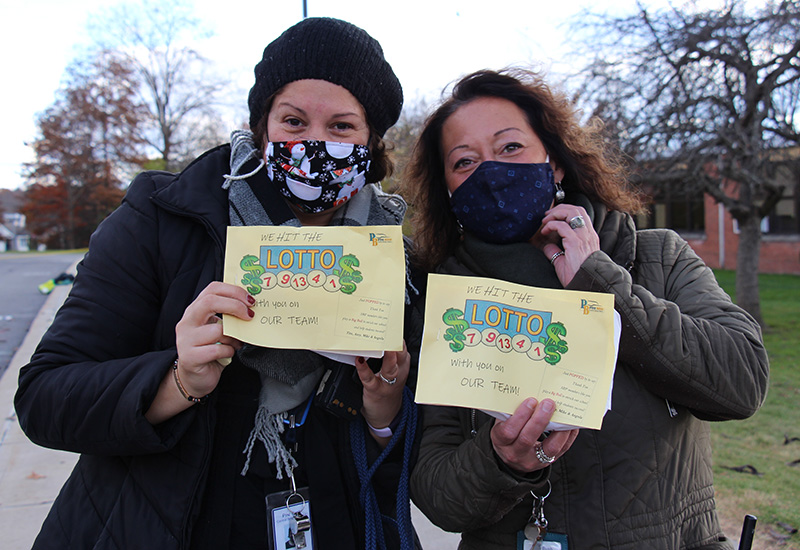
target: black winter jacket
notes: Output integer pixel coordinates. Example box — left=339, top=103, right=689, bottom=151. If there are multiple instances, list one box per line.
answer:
left=15, top=145, right=414, bottom=549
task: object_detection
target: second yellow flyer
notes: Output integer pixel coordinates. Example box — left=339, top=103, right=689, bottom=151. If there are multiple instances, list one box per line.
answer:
left=416, top=273, right=619, bottom=430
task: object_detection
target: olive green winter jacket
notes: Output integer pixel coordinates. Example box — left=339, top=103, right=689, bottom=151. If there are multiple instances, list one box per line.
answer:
left=410, top=205, right=769, bottom=550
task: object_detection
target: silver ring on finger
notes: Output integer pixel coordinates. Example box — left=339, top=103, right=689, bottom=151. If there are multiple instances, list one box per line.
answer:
left=568, top=215, right=586, bottom=229
left=378, top=372, right=397, bottom=385
left=535, top=442, right=556, bottom=464
left=549, top=250, right=565, bottom=265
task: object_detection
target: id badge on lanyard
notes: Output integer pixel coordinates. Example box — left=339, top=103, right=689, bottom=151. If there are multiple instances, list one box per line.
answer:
left=516, top=533, right=568, bottom=550
left=265, top=397, right=316, bottom=549
left=267, top=486, right=314, bottom=550
left=515, top=481, right=568, bottom=550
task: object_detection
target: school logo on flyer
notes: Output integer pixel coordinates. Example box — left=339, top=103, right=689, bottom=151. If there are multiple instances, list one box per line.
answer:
left=581, top=299, right=604, bottom=315
left=369, top=232, right=392, bottom=246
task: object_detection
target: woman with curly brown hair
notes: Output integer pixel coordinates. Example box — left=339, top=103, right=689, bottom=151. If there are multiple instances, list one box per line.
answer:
left=404, top=69, right=768, bottom=549
left=406, top=68, right=644, bottom=274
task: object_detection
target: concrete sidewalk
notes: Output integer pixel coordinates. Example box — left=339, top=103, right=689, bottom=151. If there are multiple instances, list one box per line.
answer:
left=0, top=277, right=459, bottom=549
left=0, top=281, right=77, bottom=549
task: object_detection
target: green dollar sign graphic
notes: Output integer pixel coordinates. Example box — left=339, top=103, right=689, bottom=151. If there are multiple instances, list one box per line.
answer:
left=240, top=254, right=265, bottom=295
left=442, top=308, right=469, bottom=352
left=332, top=254, right=363, bottom=295
left=540, top=322, right=568, bottom=365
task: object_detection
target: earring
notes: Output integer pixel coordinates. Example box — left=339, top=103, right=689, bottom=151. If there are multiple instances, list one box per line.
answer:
left=555, top=182, right=565, bottom=203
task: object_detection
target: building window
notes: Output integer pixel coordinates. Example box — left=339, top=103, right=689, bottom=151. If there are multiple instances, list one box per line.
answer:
left=637, top=187, right=705, bottom=234
left=763, top=163, right=799, bottom=236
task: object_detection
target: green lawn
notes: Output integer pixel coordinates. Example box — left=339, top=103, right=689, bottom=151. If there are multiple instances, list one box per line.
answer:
left=711, top=270, right=800, bottom=549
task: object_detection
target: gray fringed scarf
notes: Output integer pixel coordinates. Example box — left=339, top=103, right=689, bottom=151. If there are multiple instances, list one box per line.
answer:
left=222, top=129, right=413, bottom=479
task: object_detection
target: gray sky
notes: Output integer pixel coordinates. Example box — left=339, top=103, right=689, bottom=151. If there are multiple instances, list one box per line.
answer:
left=0, top=0, right=681, bottom=191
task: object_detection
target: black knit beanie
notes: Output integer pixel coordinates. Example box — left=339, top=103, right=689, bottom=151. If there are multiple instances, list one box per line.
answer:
left=248, top=17, right=403, bottom=137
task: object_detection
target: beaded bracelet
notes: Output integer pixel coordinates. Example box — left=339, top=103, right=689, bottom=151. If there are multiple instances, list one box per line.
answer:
left=172, top=360, right=209, bottom=404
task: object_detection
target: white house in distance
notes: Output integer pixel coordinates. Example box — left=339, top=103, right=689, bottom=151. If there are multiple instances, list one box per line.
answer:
left=0, top=212, right=30, bottom=252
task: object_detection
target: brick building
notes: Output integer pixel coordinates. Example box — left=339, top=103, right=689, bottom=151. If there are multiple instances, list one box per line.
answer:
left=683, top=193, right=800, bottom=275
left=637, top=149, right=800, bottom=276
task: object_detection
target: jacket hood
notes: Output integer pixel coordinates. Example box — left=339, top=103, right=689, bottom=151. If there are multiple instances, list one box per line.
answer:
left=149, top=145, right=235, bottom=245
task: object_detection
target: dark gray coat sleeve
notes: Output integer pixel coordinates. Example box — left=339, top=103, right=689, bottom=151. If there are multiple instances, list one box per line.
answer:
left=410, top=404, right=547, bottom=533
left=568, top=228, right=769, bottom=421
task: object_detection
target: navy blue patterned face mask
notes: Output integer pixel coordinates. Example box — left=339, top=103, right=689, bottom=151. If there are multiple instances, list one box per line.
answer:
left=266, top=140, right=371, bottom=213
left=449, top=160, right=555, bottom=244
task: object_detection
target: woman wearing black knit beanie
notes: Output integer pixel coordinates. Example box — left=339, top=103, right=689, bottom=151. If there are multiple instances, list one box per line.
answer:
left=16, top=17, right=422, bottom=550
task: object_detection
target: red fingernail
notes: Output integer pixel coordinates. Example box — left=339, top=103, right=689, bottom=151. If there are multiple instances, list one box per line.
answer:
left=248, top=308, right=255, bottom=318
left=247, top=295, right=256, bottom=305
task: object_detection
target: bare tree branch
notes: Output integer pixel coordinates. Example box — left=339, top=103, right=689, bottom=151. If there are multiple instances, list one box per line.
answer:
left=87, top=0, right=229, bottom=171
left=567, top=0, right=800, bottom=324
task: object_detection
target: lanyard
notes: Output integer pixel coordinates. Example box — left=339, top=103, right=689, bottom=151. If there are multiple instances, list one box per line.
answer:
left=283, top=393, right=314, bottom=451
left=284, top=393, right=313, bottom=427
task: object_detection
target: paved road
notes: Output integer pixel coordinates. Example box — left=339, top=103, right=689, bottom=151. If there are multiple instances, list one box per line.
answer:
left=0, top=252, right=85, bottom=379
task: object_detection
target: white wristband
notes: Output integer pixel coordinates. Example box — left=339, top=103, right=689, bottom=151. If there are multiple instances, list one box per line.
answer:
left=366, top=421, right=392, bottom=438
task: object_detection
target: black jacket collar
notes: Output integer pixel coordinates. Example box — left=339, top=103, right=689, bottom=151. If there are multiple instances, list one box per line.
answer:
left=149, top=144, right=296, bottom=245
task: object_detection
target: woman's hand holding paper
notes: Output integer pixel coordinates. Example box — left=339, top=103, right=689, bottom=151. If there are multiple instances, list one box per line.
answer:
left=175, top=282, right=251, bottom=394
left=491, top=397, right=579, bottom=473
left=146, top=282, right=250, bottom=424
left=354, top=341, right=411, bottom=444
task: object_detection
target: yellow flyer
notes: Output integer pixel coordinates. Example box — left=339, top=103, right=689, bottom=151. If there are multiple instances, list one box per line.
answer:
left=416, top=273, right=619, bottom=430
left=222, top=225, right=405, bottom=352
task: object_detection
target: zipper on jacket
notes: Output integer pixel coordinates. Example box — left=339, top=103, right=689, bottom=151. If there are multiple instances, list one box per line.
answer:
left=470, top=410, right=478, bottom=437
left=182, top=405, right=215, bottom=548
left=665, top=399, right=678, bottom=418
left=150, top=196, right=227, bottom=256
left=150, top=196, right=227, bottom=280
